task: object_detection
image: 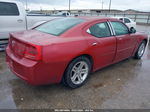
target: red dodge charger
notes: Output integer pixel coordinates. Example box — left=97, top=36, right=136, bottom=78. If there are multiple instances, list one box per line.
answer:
left=6, top=17, right=148, bottom=88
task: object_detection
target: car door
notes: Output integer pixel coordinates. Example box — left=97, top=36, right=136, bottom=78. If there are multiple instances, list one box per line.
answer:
left=84, top=21, right=116, bottom=70
left=0, top=1, right=26, bottom=39
left=110, top=21, right=136, bottom=62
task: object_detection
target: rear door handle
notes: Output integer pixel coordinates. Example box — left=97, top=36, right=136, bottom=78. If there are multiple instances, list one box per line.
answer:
left=92, top=42, right=97, bottom=46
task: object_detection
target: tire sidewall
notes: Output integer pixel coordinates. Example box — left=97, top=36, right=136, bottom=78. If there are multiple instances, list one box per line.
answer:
left=64, top=56, right=92, bottom=88
left=135, top=41, right=146, bottom=59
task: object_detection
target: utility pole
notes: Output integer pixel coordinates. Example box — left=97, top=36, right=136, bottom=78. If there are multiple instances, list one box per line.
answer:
left=109, top=0, right=111, bottom=12
left=69, top=0, right=71, bottom=13
left=25, top=0, right=28, bottom=11
left=40, top=6, right=43, bottom=12
left=25, top=0, right=28, bottom=30
left=102, top=0, right=104, bottom=10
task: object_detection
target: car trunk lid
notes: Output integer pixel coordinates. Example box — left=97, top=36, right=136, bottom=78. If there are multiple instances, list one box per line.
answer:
left=9, top=30, right=57, bottom=60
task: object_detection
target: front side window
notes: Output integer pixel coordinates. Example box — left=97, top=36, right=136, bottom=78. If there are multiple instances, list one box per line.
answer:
left=35, top=18, right=85, bottom=36
left=87, top=22, right=111, bottom=38
left=111, top=22, right=129, bottom=36
left=0, top=2, right=19, bottom=16
left=124, top=18, right=131, bottom=23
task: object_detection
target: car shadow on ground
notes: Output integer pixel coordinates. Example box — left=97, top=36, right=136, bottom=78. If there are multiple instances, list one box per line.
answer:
left=8, top=57, right=143, bottom=109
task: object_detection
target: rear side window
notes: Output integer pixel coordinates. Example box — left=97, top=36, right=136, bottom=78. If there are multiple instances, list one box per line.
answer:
left=124, top=18, right=131, bottom=23
left=111, top=22, right=129, bottom=36
left=88, top=22, right=111, bottom=38
left=35, top=18, right=85, bottom=36
left=0, top=2, right=19, bottom=16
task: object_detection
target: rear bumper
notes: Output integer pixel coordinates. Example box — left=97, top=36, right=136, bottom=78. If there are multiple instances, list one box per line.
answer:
left=6, top=47, right=39, bottom=85
left=6, top=47, right=64, bottom=85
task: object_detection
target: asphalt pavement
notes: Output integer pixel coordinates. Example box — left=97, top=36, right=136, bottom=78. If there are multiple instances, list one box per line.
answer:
left=0, top=25, right=150, bottom=109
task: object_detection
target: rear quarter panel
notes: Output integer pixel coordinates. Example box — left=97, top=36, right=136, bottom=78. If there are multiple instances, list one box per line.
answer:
left=41, top=36, right=89, bottom=82
left=132, top=33, right=148, bottom=56
left=42, top=37, right=89, bottom=63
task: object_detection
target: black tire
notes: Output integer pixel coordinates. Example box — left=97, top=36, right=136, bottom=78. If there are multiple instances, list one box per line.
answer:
left=62, top=56, right=92, bottom=89
left=134, top=41, right=146, bottom=59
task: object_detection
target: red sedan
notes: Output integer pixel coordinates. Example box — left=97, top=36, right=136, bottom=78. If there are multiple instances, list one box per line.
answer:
left=6, top=17, right=148, bottom=88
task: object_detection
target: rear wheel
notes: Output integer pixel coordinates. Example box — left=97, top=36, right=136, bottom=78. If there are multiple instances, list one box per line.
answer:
left=62, top=56, right=92, bottom=89
left=134, top=41, right=146, bottom=59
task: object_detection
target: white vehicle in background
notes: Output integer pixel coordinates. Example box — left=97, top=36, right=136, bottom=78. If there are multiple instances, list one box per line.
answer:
left=0, top=0, right=62, bottom=50
left=114, top=17, right=136, bottom=29
left=51, top=11, right=71, bottom=17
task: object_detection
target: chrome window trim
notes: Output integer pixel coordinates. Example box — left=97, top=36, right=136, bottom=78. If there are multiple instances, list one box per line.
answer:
left=107, top=21, right=116, bottom=36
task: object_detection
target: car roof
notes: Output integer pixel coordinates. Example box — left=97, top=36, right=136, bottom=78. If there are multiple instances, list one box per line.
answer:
left=113, top=17, right=130, bottom=19
left=76, top=16, right=118, bottom=22
left=0, top=0, right=21, bottom=4
left=113, top=17, right=124, bottom=19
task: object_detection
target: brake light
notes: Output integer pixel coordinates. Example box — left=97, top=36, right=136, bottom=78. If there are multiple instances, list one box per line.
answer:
left=24, top=45, right=42, bottom=61
left=9, top=37, right=42, bottom=61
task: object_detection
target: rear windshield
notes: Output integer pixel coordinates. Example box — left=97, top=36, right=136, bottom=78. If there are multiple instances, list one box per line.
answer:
left=35, top=18, right=85, bottom=36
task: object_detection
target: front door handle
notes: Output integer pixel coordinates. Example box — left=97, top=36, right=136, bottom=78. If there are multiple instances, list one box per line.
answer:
left=118, top=38, right=123, bottom=40
left=17, top=19, right=23, bottom=23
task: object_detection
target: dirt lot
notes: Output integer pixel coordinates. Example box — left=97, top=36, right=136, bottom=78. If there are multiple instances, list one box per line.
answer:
left=0, top=25, right=150, bottom=109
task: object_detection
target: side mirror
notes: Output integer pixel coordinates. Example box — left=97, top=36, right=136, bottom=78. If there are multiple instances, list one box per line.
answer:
left=129, top=27, right=136, bottom=33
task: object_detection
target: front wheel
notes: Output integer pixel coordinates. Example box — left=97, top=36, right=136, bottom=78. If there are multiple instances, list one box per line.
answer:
left=62, top=56, right=92, bottom=89
left=134, top=41, right=146, bottom=59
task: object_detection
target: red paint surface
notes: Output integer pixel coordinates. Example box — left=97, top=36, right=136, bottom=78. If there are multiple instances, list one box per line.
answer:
left=6, top=17, right=148, bottom=85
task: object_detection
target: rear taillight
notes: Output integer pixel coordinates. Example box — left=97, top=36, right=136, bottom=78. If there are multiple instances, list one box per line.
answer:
left=9, top=37, right=42, bottom=61
left=24, top=45, right=42, bottom=61
left=9, top=38, right=42, bottom=60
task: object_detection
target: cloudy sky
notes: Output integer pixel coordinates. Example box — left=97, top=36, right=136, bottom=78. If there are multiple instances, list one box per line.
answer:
left=16, top=0, right=150, bottom=11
